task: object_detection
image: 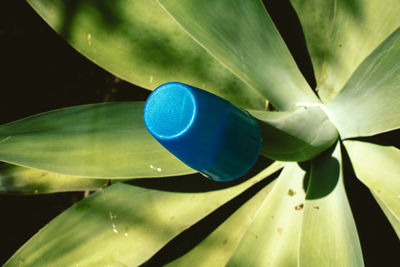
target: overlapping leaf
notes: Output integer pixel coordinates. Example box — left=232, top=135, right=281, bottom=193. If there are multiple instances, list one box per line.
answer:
left=324, top=28, right=400, bottom=138
left=228, top=163, right=306, bottom=266
left=344, top=140, right=400, bottom=238
left=9, top=1, right=399, bottom=266
left=250, top=107, right=338, bottom=161
left=299, top=143, right=364, bottom=266
left=0, top=163, right=106, bottom=194
left=0, top=102, right=195, bottom=178
left=160, top=0, right=319, bottom=111
left=166, top=180, right=277, bottom=266
left=291, top=0, right=400, bottom=101
left=374, top=194, right=400, bottom=238
left=27, top=0, right=264, bottom=109
left=5, top=162, right=282, bottom=266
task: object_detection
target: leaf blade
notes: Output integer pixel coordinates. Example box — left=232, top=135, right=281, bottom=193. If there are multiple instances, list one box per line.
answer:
left=344, top=140, right=400, bottom=238
left=373, top=192, right=400, bottom=238
left=250, top=107, right=338, bottom=161
left=5, top=163, right=282, bottom=266
left=27, top=0, right=264, bottom=109
left=0, top=163, right=106, bottom=194
left=160, top=0, right=319, bottom=110
left=291, top=0, right=400, bottom=101
left=166, top=174, right=278, bottom=266
left=324, top=28, right=400, bottom=138
left=0, top=102, right=195, bottom=178
left=228, top=163, right=306, bottom=266
left=299, top=143, right=364, bottom=266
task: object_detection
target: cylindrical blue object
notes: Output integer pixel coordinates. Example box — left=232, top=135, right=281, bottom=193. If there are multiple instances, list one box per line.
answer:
left=143, top=82, right=262, bottom=181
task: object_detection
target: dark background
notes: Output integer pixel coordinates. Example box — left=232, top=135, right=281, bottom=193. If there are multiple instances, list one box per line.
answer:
left=0, top=1, right=398, bottom=266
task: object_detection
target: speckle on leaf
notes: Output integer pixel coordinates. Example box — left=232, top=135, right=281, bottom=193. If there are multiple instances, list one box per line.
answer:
left=288, top=189, right=296, bottom=196
left=108, top=211, right=117, bottom=220
left=87, top=33, right=92, bottom=46
left=295, top=204, right=304, bottom=210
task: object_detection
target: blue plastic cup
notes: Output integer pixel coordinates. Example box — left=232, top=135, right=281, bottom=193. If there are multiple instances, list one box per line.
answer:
left=143, top=82, right=262, bottom=181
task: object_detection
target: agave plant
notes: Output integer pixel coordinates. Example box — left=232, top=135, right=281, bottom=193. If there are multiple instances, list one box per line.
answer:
left=1, top=0, right=399, bottom=266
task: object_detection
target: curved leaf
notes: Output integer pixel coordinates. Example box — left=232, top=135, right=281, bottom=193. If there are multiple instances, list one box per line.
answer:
left=5, top=163, right=282, bottom=266
left=159, top=0, right=319, bottom=111
left=166, top=175, right=278, bottom=266
left=344, top=140, right=400, bottom=238
left=0, top=102, right=195, bottom=178
left=324, top=28, right=400, bottom=138
left=373, top=193, right=400, bottom=238
left=0, top=163, right=106, bottom=194
left=27, top=0, right=264, bottom=110
left=290, top=0, right=400, bottom=101
left=250, top=107, right=338, bottom=161
left=228, top=163, right=306, bottom=266
left=299, top=143, right=364, bottom=266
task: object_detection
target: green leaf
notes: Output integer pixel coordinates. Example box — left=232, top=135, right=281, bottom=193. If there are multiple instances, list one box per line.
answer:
left=344, top=140, right=400, bottom=238
left=5, top=162, right=282, bottom=266
left=0, top=163, right=106, bottom=194
left=373, top=193, right=400, bottom=238
left=324, top=28, right=400, bottom=138
left=27, top=0, right=264, bottom=110
left=299, top=143, right=364, bottom=266
left=0, top=102, right=195, bottom=178
left=290, top=0, right=400, bottom=102
left=228, top=163, right=306, bottom=266
left=159, top=0, right=319, bottom=111
left=166, top=180, right=277, bottom=267
left=250, top=107, right=338, bottom=161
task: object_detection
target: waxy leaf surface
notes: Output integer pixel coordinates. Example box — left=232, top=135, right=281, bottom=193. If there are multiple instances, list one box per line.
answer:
left=291, top=0, right=400, bottom=101
left=166, top=175, right=278, bottom=266
left=228, top=163, right=306, bottom=266
left=0, top=102, right=195, bottom=178
left=325, top=28, right=400, bottom=138
left=5, top=163, right=282, bottom=266
left=27, top=0, right=264, bottom=109
left=299, top=143, right=364, bottom=266
left=250, top=107, right=338, bottom=161
left=0, top=163, right=106, bottom=194
left=344, top=140, right=400, bottom=238
left=160, top=0, right=319, bottom=111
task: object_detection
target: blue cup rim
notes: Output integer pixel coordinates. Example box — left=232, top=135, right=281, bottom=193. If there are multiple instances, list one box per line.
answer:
left=144, top=82, right=198, bottom=140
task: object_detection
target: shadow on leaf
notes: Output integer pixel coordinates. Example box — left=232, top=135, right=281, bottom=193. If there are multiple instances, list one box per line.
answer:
left=346, top=129, right=400, bottom=149
left=305, top=144, right=340, bottom=200
left=139, top=170, right=280, bottom=266
left=126, top=156, right=274, bottom=193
